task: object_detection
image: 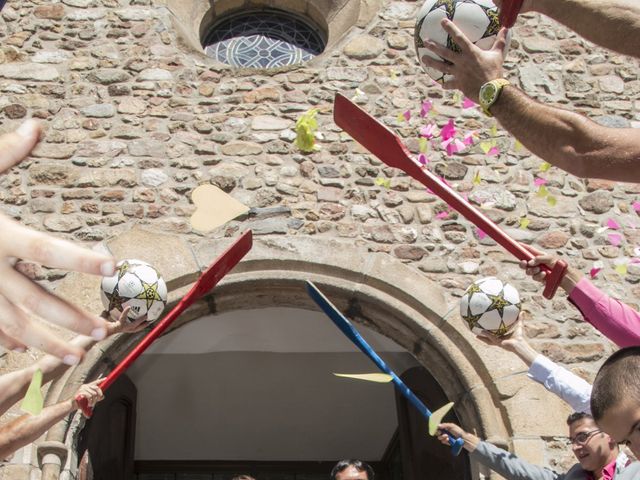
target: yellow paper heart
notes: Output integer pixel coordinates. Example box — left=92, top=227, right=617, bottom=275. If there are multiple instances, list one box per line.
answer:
left=190, top=184, right=249, bottom=232
left=428, top=401, right=455, bottom=436
left=333, top=373, right=393, bottom=383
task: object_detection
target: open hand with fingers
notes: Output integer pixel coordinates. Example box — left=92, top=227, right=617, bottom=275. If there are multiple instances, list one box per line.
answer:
left=104, top=307, right=149, bottom=336
left=421, top=18, right=509, bottom=102
left=0, top=120, right=117, bottom=364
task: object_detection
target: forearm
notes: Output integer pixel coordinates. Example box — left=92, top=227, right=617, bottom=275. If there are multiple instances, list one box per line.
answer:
left=533, top=0, right=640, bottom=59
left=0, top=400, right=73, bottom=459
left=509, top=340, right=538, bottom=367
left=493, top=87, right=640, bottom=182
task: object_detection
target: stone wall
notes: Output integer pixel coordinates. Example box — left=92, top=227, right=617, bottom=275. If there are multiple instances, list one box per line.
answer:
left=0, top=0, right=639, bottom=476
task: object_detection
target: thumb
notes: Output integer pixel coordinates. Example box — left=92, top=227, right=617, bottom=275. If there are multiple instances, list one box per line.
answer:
left=0, top=120, right=42, bottom=174
left=492, top=27, right=509, bottom=54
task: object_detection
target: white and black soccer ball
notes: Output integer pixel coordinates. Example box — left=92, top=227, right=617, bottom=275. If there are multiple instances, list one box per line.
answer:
left=459, top=277, right=521, bottom=337
left=414, top=0, right=509, bottom=82
left=100, top=259, right=168, bottom=323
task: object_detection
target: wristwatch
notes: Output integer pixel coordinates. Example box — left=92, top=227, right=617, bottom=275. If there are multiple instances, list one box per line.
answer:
left=479, top=79, right=510, bottom=117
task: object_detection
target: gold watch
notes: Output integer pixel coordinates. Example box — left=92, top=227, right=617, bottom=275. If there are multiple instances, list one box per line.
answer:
left=479, top=79, right=510, bottom=117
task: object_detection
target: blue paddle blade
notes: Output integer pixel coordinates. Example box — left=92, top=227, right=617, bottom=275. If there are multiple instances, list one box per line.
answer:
left=305, top=281, right=465, bottom=456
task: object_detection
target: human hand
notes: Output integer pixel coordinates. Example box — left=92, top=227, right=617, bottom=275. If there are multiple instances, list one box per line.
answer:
left=104, top=307, right=149, bottom=336
left=437, top=422, right=477, bottom=452
left=0, top=120, right=117, bottom=363
left=420, top=19, right=508, bottom=102
left=72, top=379, right=104, bottom=415
left=476, top=320, right=525, bottom=353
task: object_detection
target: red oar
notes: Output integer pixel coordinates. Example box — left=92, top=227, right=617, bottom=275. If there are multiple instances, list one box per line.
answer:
left=499, top=0, right=524, bottom=28
left=76, top=230, right=253, bottom=417
left=333, top=93, right=565, bottom=298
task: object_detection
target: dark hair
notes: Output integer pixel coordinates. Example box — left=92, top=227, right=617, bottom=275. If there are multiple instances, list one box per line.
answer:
left=566, top=411, right=593, bottom=426
left=591, top=346, right=640, bottom=421
left=232, top=476, right=255, bottom=480
left=330, top=460, right=374, bottom=480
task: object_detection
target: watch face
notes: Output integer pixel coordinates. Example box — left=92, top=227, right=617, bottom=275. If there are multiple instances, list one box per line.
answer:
left=481, top=84, right=496, bottom=104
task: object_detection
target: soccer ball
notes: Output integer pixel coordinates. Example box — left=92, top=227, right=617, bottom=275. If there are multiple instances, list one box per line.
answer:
left=100, top=259, right=168, bottom=323
left=459, top=277, right=521, bottom=336
left=414, top=0, right=508, bottom=82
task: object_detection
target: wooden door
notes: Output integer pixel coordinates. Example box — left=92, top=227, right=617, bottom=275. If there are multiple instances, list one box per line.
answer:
left=395, top=367, right=470, bottom=480
left=78, top=374, right=137, bottom=480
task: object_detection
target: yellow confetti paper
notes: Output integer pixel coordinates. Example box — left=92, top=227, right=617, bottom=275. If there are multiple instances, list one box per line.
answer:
left=20, top=369, right=43, bottom=416
left=295, top=108, right=319, bottom=153
left=514, top=140, right=524, bottom=152
left=489, top=124, right=498, bottom=137
left=473, top=170, right=481, bottom=186
left=419, top=137, right=428, bottom=153
left=452, top=91, right=462, bottom=104
left=390, top=70, right=398, bottom=80
left=519, top=217, right=531, bottom=229
left=615, top=264, right=628, bottom=275
left=397, top=112, right=405, bottom=123
left=479, top=141, right=495, bottom=155
left=539, top=162, right=551, bottom=172
left=537, top=185, right=549, bottom=197
left=428, top=402, right=455, bottom=436
left=333, top=373, right=393, bottom=383
left=547, top=195, right=557, bottom=206
left=375, top=178, right=391, bottom=189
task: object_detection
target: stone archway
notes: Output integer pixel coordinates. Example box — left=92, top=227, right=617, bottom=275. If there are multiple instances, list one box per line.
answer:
left=34, top=228, right=571, bottom=479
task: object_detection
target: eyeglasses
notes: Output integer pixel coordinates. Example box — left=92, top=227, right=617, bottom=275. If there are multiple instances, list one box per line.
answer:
left=570, top=429, right=601, bottom=446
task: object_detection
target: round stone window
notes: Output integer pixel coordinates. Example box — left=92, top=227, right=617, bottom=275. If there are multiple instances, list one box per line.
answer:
left=202, top=9, right=326, bottom=69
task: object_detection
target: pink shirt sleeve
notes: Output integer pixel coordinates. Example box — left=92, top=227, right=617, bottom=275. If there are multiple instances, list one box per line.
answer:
left=568, top=278, right=640, bottom=347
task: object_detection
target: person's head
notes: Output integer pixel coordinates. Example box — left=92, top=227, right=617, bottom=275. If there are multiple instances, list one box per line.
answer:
left=566, top=412, right=617, bottom=472
left=232, top=475, right=255, bottom=480
left=591, top=346, right=640, bottom=458
left=330, top=460, right=374, bottom=480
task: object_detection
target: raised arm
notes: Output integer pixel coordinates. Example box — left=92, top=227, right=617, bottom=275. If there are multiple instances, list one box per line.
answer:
left=479, top=322, right=592, bottom=413
left=0, top=380, right=103, bottom=460
left=498, top=0, right=640, bottom=59
left=520, top=245, right=640, bottom=348
left=420, top=20, right=640, bottom=182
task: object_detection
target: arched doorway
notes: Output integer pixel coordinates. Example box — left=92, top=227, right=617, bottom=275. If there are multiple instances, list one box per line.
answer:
left=34, top=229, right=568, bottom=479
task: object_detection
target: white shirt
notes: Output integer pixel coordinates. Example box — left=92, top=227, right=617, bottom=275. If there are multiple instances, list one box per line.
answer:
left=527, top=354, right=593, bottom=414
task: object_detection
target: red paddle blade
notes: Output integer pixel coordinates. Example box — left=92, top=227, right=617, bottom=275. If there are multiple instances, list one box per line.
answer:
left=334, top=94, right=422, bottom=179
left=183, top=229, right=253, bottom=306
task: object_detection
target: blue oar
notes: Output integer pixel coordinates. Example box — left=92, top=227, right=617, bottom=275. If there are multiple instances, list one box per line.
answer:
left=306, top=280, right=464, bottom=456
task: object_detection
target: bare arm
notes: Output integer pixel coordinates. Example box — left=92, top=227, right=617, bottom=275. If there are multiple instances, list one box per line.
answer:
left=530, top=0, right=640, bottom=59
left=0, top=381, right=103, bottom=460
left=493, top=87, right=640, bottom=182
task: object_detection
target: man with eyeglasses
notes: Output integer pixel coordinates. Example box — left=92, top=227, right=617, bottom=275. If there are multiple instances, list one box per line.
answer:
left=437, top=412, right=633, bottom=479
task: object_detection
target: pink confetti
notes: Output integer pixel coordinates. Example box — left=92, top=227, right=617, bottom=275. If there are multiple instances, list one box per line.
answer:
left=631, top=257, right=640, bottom=264
left=606, top=218, right=620, bottom=230
left=420, top=100, right=433, bottom=117
left=461, top=193, right=469, bottom=202
left=463, top=131, right=477, bottom=146
left=435, top=211, right=449, bottom=220
left=440, top=119, right=456, bottom=141
left=462, top=98, right=477, bottom=109
left=589, top=267, right=602, bottom=279
left=608, top=233, right=623, bottom=246
left=403, top=110, right=411, bottom=121
left=442, top=138, right=466, bottom=156
left=418, top=154, right=429, bottom=165
left=633, top=201, right=640, bottom=212
left=420, top=124, right=438, bottom=138
left=439, top=176, right=451, bottom=187
left=534, top=177, right=547, bottom=187
left=487, top=147, right=500, bottom=157
left=476, top=228, right=487, bottom=240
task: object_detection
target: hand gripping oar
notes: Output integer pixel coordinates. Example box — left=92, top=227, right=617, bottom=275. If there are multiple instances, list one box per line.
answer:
left=499, top=0, right=524, bottom=28
left=333, top=93, right=566, bottom=299
left=306, top=281, right=465, bottom=456
left=76, top=230, right=253, bottom=417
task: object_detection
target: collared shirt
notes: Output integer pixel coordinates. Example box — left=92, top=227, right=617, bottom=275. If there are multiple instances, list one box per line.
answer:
left=569, top=278, right=640, bottom=348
